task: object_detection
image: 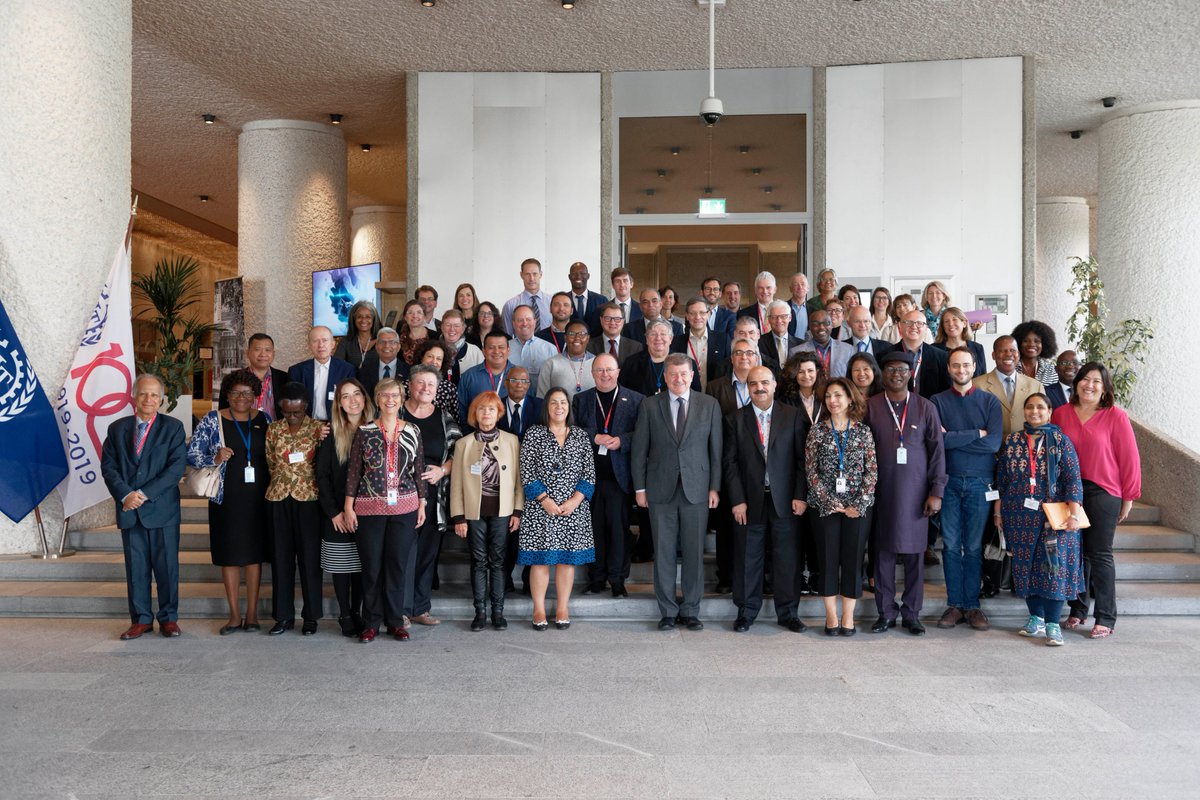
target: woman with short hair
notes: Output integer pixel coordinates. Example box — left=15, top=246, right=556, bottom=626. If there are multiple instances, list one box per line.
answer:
left=409, top=339, right=459, bottom=419
left=1012, top=320, right=1060, bottom=386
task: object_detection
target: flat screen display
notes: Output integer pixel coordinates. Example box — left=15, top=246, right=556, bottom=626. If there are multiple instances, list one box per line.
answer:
left=312, top=262, right=381, bottom=336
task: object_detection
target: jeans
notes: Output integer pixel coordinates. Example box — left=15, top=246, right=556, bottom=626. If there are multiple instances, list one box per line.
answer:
left=468, top=516, right=509, bottom=614
left=940, top=475, right=989, bottom=610
left=1027, top=595, right=1064, bottom=624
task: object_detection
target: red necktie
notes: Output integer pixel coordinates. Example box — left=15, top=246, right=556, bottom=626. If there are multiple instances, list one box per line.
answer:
left=609, top=339, right=618, bottom=357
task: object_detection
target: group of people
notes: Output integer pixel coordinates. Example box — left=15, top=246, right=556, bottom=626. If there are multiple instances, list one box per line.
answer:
left=100, top=259, right=1141, bottom=646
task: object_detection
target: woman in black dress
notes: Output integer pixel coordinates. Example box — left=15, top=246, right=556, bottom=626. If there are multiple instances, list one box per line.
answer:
left=187, top=368, right=270, bottom=635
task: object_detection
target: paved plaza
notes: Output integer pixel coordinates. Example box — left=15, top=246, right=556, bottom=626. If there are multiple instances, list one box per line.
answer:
left=1, top=616, right=1199, bottom=798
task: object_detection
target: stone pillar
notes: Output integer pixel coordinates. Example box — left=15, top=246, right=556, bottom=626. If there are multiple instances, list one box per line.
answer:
left=1034, top=197, right=1090, bottom=333
left=0, top=1, right=131, bottom=553
left=350, top=206, right=406, bottom=283
left=1098, top=100, right=1200, bottom=452
left=239, top=120, right=347, bottom=369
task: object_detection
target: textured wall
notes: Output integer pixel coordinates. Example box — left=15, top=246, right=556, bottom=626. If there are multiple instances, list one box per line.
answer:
left=351, top=206, right=406, bottom=283
left=0, top=1, right=131, bottom=554
left=1099, top=101, right=1200, bottom=453
left=238, top=120, right=348, bottom=370
left=1034, top=197, right=1090, bottom=335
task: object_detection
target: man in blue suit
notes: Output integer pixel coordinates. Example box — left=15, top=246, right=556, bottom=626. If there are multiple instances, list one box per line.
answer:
left=574, top=354, right=645, bottom=597
left=701, top=277, right=736, bottom=337
left=568, top=261, right=609, bottom=334
left=1045, top=350, right=1080, bottom=409
left=288, top=326, right=356, bottom=421
left=100, top=374, right=188, bottom=641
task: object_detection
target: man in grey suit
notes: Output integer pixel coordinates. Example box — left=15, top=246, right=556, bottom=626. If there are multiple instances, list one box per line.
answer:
left=631, top=353, right=723, bottom=631
left=790, top=309, right=854, bottom=378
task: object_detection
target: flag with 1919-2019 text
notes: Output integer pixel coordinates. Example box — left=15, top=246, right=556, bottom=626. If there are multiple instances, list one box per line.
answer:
left=0, top=299, right=69, bottom=523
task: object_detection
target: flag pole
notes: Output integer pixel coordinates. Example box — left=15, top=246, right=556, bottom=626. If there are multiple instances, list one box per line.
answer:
left=29, top=505, right=74, bottom=560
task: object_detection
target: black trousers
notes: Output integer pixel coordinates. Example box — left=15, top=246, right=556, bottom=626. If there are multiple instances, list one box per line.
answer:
left=712, top=496, right=735, bottom=586
left=798, top=508, right=821, bottom=586
left=468, top=516, right=509, bottom=613
left=734, top=493, right=798, bottom=621
left=270, top=498, right=323, bottom=623
left=406, top=501, right=442, bottom=617
left=356, top=511, right=418, bottom=631
left=813, top=512, right=869, bottom=599
left=1069, top=480, right=1122, bottom=628
left=631, top=505, right=655, bottom=561
left=331, top=572, right=362, bottom=620
left=588, top=478, right=632, bottom=585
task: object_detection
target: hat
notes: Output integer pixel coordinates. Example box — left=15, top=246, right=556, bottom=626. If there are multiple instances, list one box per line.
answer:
left=880, top=350, right=914, bottom=367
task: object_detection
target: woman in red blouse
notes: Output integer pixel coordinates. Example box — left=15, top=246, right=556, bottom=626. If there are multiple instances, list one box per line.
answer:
left=1051, top=362, right=1141, bottom=639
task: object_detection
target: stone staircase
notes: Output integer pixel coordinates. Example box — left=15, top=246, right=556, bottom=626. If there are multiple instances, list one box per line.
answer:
left=0, top=497, right=1196, bottom=623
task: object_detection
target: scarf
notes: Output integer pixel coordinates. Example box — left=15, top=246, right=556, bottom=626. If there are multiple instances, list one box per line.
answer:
left=475, top=428, right=501, bottom=496
left=1023, top=421, right=1062, bottom=491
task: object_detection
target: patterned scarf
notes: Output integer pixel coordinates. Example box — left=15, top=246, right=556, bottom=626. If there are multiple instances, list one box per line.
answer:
left=476, top=428, right=500, bottom=497
left=1023, top=421, right=1062, bottom=490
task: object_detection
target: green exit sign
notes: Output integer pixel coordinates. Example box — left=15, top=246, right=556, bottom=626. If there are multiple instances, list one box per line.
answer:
left=697, top=197, right=727, bottom=217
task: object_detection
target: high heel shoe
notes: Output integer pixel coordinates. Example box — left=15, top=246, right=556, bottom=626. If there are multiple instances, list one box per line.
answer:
left=555, top=619, right=571, bottom=630
left=532, top=619, right=549, bottom=631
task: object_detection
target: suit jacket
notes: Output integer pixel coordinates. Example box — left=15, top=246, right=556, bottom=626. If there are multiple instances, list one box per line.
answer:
left=846, top=337, right=893, bottom=362
left=624, top=317, right=684, bottom=345
left=1045, top=382, right=1070, bottom=410
left=761, top=333, right=804, bottom=375
left=671, top=331, right=731, bottom=385
left=707, top=373, right=756, bottom=417
left=358, top=352, right=406, bottom=396
left=710, top=306, right=737, bottom=338
left=218, top=366, right=289, bottom=421
left=448, top=430, right=525, bottom=522
left=587, top=335, right=643, bottom=367
left=722, top=402, right=809, bottom=522
left=889, top=342, right=950, bottom=399
left=100, top=414, right=187, bottom=530
left=631, top=390, right=723, bottom=505
left=573, top=386, right=644, bottom=494
left=736, top=303, right=772, bottom=333
left=288, top=357, right=357, bottom=416
left=498, top=395, right=543, bottom=440
left=610, top=298, right=643, bottom=328
left=786, top=300, right=810, bottom=339
left=790, top=338, right=855, bottom=379
left=572, top=290, right=609, bottom=334
left=619, top=350, right=701, bottom=397
left=973, top=370, right=1043, bottom=436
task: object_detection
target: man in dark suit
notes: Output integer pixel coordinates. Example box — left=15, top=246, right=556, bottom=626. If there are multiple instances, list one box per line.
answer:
left=761, top=299, right=804, bottom=373
left=587, top=302, right=644, bottom=367
left=288, top=326, right=356, bottom=421
left=891, top=310, right=950, bottom=399
left=785, top=273, right=810, bottom=339
left=498, top=366, right=542, bottom=440
left=701, top=277, right=737, bottom=338
left=632, top=353, right=723, bottom=631
left=100, top=374, right=188, bottom=641
left=736, top=270, right=778, bottom=334
left=358, top=327, right=403, bottom=396
left=846, top=306, right=893, bottom=361
left=218, top=333, right=289, bottom=421
left=624, top=288, right=684, bottom=344
left=415, top=285, right=443, bottom=336
left=609, top=267, right=643, bottom=328
left=1046, top=349, right=1080, bottom=409
left=568, top=261, right=609, bottom=334
left=621, top=319, right=700, bottom=397
left=574, top=354, right=644, bottom=597
left=671, top=297, right=730, bottom=390
left=722, top=366, right=810, bottom=632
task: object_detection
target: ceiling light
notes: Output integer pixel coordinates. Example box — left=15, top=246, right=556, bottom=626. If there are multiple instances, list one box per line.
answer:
left=770, top=203, right=782, bottom=212
left=361, top=143, right=372, bottom=152
left=202, top=114, right=215, bottom=124
left=751, top=167, right=762, bottom=175
left=656, top=169, right=667, bottom=178
left=1102, top=96, right=1117, bottom=108
left=1069, top=130, right=1082, bottom=139
left=421, top=0, right=435, bottom=6
left=703, top=186, right=713, bottom=195
left=635, top=207, right=645, bottom=214
left=671, top=146, right=681, bottom=156
left=561, top=0, right=575, bottom=7
left=644, top=188, right=655, bottom=196
left=739, top=145, right=750, bottom=155
left=329, top=113, right=343, bottom=125
left=763, top=185, right=773, bottom=194
left=199, top=195, right=210, bottom=203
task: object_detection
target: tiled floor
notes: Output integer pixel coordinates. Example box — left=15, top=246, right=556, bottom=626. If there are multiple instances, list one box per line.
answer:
left=1, top=616, right=1199, bottom=798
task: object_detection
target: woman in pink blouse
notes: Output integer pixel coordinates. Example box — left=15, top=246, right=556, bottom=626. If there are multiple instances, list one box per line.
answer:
left=1051, top=362, right=1141, bottom=639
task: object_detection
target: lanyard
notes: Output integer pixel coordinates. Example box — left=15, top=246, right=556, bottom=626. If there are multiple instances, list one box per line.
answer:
left=486, top=363, right=507, bottom=392
left=815, top=343, right=831, bottom=372
left=548, top=328, right=562, bottom=351
left=1026, top=434, right=1043, bottom=491
left=688, top=337, right=703, bottom=366
left=134, top=414, right=156, bottom=455
left=232, top=414, right=254, bottom=456
left=734, top=380, right=749, bottom=408
left=886, top=394, right=910, bottom=447
left=569, top=357, right=586, bottom=391
left=256, top=371, right=273, bottom=415
left=832, top=423, right=848, bottom=476
left=596, top=393, right=616, bottom=434
left=651, top=360, right=665, bottom=391
left=384, top=419, right=402, bottom=490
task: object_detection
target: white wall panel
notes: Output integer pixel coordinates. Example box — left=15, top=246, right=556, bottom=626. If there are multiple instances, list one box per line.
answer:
left=825, top=66, right=884, bottom=274
left=418, top=73, right=475, bottom=297
left=545, top=73, right=602, bottom=280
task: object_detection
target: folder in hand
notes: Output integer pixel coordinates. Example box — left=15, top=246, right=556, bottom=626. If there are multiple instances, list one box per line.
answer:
left=1042, top=502, right=1090, bottom=530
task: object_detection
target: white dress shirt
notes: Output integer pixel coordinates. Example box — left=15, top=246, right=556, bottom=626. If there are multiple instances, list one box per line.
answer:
left=312, top=358, right=331, bottom=420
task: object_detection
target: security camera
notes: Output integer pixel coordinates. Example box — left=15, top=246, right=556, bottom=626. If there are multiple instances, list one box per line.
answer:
left=700, top=96, right=724, bottom=126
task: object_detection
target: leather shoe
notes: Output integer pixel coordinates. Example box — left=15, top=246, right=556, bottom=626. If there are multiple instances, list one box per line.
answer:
left=119, top=623, right=153, bottom=641
left=938, top=607, right=965, bottom=628
left=581, top=582, right=606, bottom=595
left=470, top=612, right=487, bottom=632
left=268, top=620, right=294, bottom=636
left=657, top=616, right=676, bottom=631
left=965, top=608, right=990, bottom=631
left=870, top=616, right=896, bottom=634
left=924, top=548, right=940, bottom=566
left=359, top=627, right=377, bottom=643
left=733, top=616, right=751, bottom=633
left=159, top=621, right=182, bottom=638
left=491, top=613, right=508, bottom=631
left=682, top=616, right=704, bottom=631
left=387, top=625, right=410, bottom=641
left=301, top=620, right=317, bottom=636
left=838, top=625, right=857, bottom=637
left=610, top=583, right=628, bottom=598
left=824, top=625, right=839, bottom=636
left=780, top=617, right=807, bottom=634
left=901, top=618, right=927, bottom=636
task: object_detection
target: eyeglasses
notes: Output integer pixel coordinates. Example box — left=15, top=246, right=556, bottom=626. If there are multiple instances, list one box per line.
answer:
left=565, top=332, right=588, bottom=338
left=883, top=366, right=911, bottom=374
left=600, top=316, right=624, bottom=323
left=228, top=390, right=256, bottom=398
left=507, top=378, right=530, bottom=385
left=767, top=314, right=790, bottom=321
left=1057, top=359, right=1082, bottom=366
left=732, top=349, right=757, bottom=357
left=810, top=321, right=831, bottom=328
left=593, top=367, right=617, bottom=374
left=901, top=321, right=927, bottom=329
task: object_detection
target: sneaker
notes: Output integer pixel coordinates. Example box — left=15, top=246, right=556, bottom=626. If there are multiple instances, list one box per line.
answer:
left=937, top=607, right=964, bottom=629
left=1018, top=615, right=1046, bottom=637
left=1045, top=622, right=1064, bottom=646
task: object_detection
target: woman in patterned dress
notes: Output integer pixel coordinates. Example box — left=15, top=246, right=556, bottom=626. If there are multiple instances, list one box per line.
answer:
left=343, top=378, right=426, bottom=644
left=995, top=393, right=1084, bottom=646
left=517, top=386, right=596, bottom=630
left=264, top=382, right=325, bottom=636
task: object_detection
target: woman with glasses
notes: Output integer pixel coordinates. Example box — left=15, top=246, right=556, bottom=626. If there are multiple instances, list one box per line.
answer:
left=869, top=287, right=899, bottom=343
left=467, top=301, right=506, bottom=348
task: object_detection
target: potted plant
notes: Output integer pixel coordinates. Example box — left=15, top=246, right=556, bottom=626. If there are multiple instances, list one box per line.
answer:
left=132, top=255, right=224, bottom=419
left=1065, top=256, right=1154, bottom=405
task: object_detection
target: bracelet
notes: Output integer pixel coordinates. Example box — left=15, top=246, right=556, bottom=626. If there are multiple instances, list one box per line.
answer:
left=537, top=494, right=548, bottom=503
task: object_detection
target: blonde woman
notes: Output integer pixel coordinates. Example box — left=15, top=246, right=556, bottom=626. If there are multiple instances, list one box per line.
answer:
left=933, top=307, right=987, bottom=377
left=921, top=281, right=951, bottom=338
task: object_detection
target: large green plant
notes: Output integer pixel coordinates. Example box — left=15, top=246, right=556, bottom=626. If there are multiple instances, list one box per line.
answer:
left=1065, top=256, right=1154, bottom=406
left=132, top=256, right=223, bottom=411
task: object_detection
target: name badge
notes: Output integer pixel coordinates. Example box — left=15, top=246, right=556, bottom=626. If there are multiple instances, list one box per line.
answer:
left=387, top=489, right=398, bottom=506
left=985, top=488, right=1000, bottom=502
left=327, top=390, right=336, bottom=401
left=243, top=466, right=256, bottom=483
left=835, top=476, right=847, bottom=494
left=1023, top=497, right=1040, bottom=511
left=470, top=463, right=483, bottom=475
left=288, top=452, right=305, bottom=464
left=597, top=445, right=608, bottom=456
left=896, top=447, right=907, bottom=465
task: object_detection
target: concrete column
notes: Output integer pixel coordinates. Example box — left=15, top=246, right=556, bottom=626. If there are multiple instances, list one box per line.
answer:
left=1098, top=100, right=1200, bottom=452
left=351, top=206, right=406, bottom=283
left=0, top=1, right=131, bottom=553
left=239, top=120, right=347, bottom=369
left=1034, top=197, right=1090, bottom=333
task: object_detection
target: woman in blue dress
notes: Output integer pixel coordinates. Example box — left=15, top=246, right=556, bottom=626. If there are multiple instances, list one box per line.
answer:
left=994, top=393, right=1084, bottom=646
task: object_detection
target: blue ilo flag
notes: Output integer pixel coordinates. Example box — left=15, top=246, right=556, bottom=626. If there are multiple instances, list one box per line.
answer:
left=0, top=300, right=69, bottom=522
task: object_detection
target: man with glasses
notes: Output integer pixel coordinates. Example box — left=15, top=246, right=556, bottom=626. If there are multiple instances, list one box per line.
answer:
left=700, top=276, right=737, bottom=337
left=620, top=319, right=699, bottom=398
left=790, top=310, right=853, bottom=378
left=1046, top=349, right=1081, bottom=409
left=806, top=268, right=839, bottom=313
left=889, top=309, right=949, bottom=399
left=498, top=365, right=541, bottom=595
left=536, top=320, right=595, bottom=400
left=671, top=297, right=730, bottom=390
left=763, top=299, right=803, bottom=373
left=625, top=288, right=684, bottom=344
left=358, top=326, right=403, bottom=396
left=288, top=326, right=356, bottom=422
left=587, top=302, right=643, bottom=367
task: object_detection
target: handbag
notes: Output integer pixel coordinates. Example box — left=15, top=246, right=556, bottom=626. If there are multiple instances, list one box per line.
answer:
left=184, top=414, right=226, bottom=499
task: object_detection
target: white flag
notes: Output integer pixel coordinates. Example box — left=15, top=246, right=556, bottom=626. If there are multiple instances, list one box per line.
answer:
left=55, top=235, right=137, bottom=517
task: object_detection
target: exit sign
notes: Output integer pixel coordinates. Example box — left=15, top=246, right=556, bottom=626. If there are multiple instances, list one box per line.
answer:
left=697, top=198, right=727, bottom=217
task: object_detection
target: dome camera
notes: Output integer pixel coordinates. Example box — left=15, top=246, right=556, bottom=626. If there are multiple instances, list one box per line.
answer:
left=700, top=96, right=724, bottom=126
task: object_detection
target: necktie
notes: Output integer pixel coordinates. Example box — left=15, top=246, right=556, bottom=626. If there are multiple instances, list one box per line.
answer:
left=134, top=420, right=148, bottom=460
left=531, top=297, right=542, bottom=329
left=759, top=410, right=771, bottom=485
left=620, top=302, right=628, bottom=322
left=609, top=338, right=618, bottom=357
left=1065, top=385, right=1072, bottom=401
left=382, top=364, right=391, bottom=378
left=778, top=336, right=787, bottom=365
left=575, top=295, right=585, bottom=319
left=1004, top=376, right=1014, bottom=404
left=512, top=402, right=521, bottom=435
left=675, top=396, right=687, bottom=443
left=858, top=341, right=867, bottom=353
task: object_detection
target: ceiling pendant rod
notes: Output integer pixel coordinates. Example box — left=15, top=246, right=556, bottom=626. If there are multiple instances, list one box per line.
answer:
left=708, top=0, right=716, bottom=99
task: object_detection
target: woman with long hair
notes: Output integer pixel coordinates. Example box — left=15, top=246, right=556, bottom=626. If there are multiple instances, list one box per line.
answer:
left=398, top=299, right=430, bottom=367
left=333, top=300, right=382, bottom=367
left=779, top=351, right=827, bottom=425
left=934, top=307, right=987, bottom=377
left=920, top=280, right=951, bottom=338
left=870, top=287, right=898, bottom=343
left=467, top=301, right=506, bottom=348
left=454, top=283, right=480, bottom=327
left=847, top=352, right=883, bottom=398
left=660, top=285, right=684, bottom=329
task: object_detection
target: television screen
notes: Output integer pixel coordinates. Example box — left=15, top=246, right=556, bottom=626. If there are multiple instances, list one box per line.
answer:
left=312, top=262, right=381, bottom=336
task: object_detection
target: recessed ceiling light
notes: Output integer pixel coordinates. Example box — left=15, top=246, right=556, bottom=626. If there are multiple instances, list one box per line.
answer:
left=656, top=169, right=667, bottom=178
left=751, top=167, right=762, bottom=175
left=329, top=113, right=343, bottom=125
left=703, top=186, right=713, bottom=194
left=671, top=146, right=681, bottom=156
left=561, top=0, right=575, bottom=8
left=1069, top=130, right=1082, bottom=139
left=739, top=145, right=750, bottom=155
left=421, top=0, right=435, bottom=7
left=644, top=188, right=655, bottom=196
left=635, top=207, right=645, bottom=214
left=763, top=186, right=773, bottom=194
left=202, top=114, right=215, bottom=124
left=770, top=203, right=782, bottom=211
left=1102, top=96, right=1118, bottom=107
left=361, top=143, right=372, bottom=152
left=199, top=195, right=210, bottom=202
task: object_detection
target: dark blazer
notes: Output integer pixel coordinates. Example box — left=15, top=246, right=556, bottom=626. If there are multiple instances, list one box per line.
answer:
left=624, top=317, right=684, bottom=345
left=498, top=395, right=543, bottom=441
left=736, top=303, right=771, bottom=333
left=722, top=402, right=809, bottom=522
left=619, top=351, right=701, bottom=397
left=100, top=414, right=187, bottom=530
left=573, top=386, right=644, bottom=494
left=710, top=306, right=737, bottom=338
left=1045, top=382, right=1070, bottom=410
left=760, top=334, right=804, bottom=375
left=706, top=374, right=750, bottom=417
left=535, top=326, right=570, bottom=353
left=572, top=291, right=610, bottom=334
left=847, top=337, right=894, bottom=362
left=314, top=435, right=348, bottom=529
left=586, top=335, right=643, bottom=367
left=889, top=342, right=950, bottom=399
left=631, top=390, right=723, bottom=504
left=932, top=340, right=988, bottom=378
left=218, top=367, right=289, bottom=421
left=671, top=331, right=731, bottom=385
left=288, top=357, right=357, bottom=414
left=358, top=352, right=407, bottom=396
